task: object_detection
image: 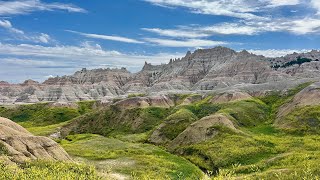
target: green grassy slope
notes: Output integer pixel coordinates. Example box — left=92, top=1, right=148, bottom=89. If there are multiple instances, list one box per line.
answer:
left=60, top=134, right=204, bottom=180
left=0, top=101, right=95, bottom=136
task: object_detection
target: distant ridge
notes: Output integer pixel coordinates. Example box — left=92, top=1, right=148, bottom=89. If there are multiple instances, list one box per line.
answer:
left=1, top=46, right=320, bottom=104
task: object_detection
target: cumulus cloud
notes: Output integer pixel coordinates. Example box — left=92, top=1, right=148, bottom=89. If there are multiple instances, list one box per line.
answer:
left=0, top=0, right=86, bottom=16
left=66, top=30, right=144, bottom=44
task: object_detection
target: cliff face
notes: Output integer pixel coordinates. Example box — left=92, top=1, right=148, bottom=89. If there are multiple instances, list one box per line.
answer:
left=1, top=47, right=320, bottom=104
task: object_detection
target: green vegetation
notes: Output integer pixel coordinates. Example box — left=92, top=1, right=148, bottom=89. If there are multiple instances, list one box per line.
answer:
left=219, top=99, right=269, bottom=127
left=26, top=121, right=71, bottom=136
left=279, top=105, right=320, bottom=134
left=0, top=160, right=99, bottom=180
left=77, top=101, right=96, bottom=115
left=68, top=106, right=171, bottom=137
left=159, top=109, right=198, bottom=140
left=258, top=82, right=313, bottom=120
left=0, top=103, right=79, bottom=126
left=60, top=134, right=203, bottom=179
left=272, top=57, right=316, bottom=69
left=178, top=133, right=275, bottom=172
left=0, top=143, right=8, bottom=155
left=0, top=101, right=95, bottom=135
left=169, top=94, right=191, bottom=105
left=3, top=82, right=320, bottom=179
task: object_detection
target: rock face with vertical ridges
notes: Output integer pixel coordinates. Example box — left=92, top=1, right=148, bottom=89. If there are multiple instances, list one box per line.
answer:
left=1, top=47, right=320, bottom=104
left=0, top=117, right=71, bottom=163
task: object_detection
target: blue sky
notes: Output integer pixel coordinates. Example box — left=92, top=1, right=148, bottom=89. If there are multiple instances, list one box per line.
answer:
left=0, top=0, right=320, bottom=83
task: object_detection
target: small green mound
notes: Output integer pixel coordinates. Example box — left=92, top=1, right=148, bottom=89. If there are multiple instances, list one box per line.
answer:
left=177, top=133, right=275, bottom=172
left=278, top=105, right=320, bottom=134
left=159, top=109, right=198, bottom=140
left=181, top=103, right=221, bottom=119
left=258, top=82, right=313, bottom=120
left=0, top=160, right=99, bottom=180
left=219, top=99, right=269, bottom=127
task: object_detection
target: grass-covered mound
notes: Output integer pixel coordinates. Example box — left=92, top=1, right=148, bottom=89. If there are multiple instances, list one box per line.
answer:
left=60, top=134, right=204, bottom=179
left=175, top=132, right=275, bottom=172
left=63, top=106, right=171, bottom=137
left=276, top=105, right=320, bottom=134
left=218, top=99, right=269, bottom=127
left=149, top=108, right=199, bottom=144
left=0, top=160, right=99, bottom=180
left=214, top=129, right=320, bottom=179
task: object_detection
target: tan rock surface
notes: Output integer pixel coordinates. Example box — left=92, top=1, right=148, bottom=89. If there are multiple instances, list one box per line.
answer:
left=0, top=117, right=71, bottom=163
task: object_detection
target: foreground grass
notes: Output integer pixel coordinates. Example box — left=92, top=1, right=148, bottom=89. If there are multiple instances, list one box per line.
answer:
left=0, top=160, right=99, bottom=180
left=211, top=127, right=320, bottom=179
left=60, top=134, right=204, bottom=180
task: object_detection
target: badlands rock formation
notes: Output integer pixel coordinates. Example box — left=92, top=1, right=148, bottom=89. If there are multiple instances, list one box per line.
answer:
left=1, top=47, right=320, bottom=104
left=0, top=117, right=71, bottom=163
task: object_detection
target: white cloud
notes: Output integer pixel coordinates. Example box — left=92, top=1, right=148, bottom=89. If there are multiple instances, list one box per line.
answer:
left=199, top=23, right=259, bottom=35
left=0, top=0, right=86, bottom=16
left=248, top=49, right=310, bottom=57
left=142, top=28, right=209, bottom=38
left=143, top=16, right=320, bottom=38
left=0, top=42, right=186, bottom=82
left=0, top=19, right=52, bottom=43
left=311, top=0, right=320, bottom=14
left=66, top=30, right=144, bottom=44
left=37, top=33, right=51, bottom=43
left=2, top=58, right=57, bottom=67
left=267, top=0, right=300, bottom=7
left=0, top=19, right=11, bottom=28
left=0, top=19, right=24, bottom=34
left=0, top=42, right=183, bottom=68
left=144, top=38, right=227, bottom=47
left=144, top=0, right=265, bottom=20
